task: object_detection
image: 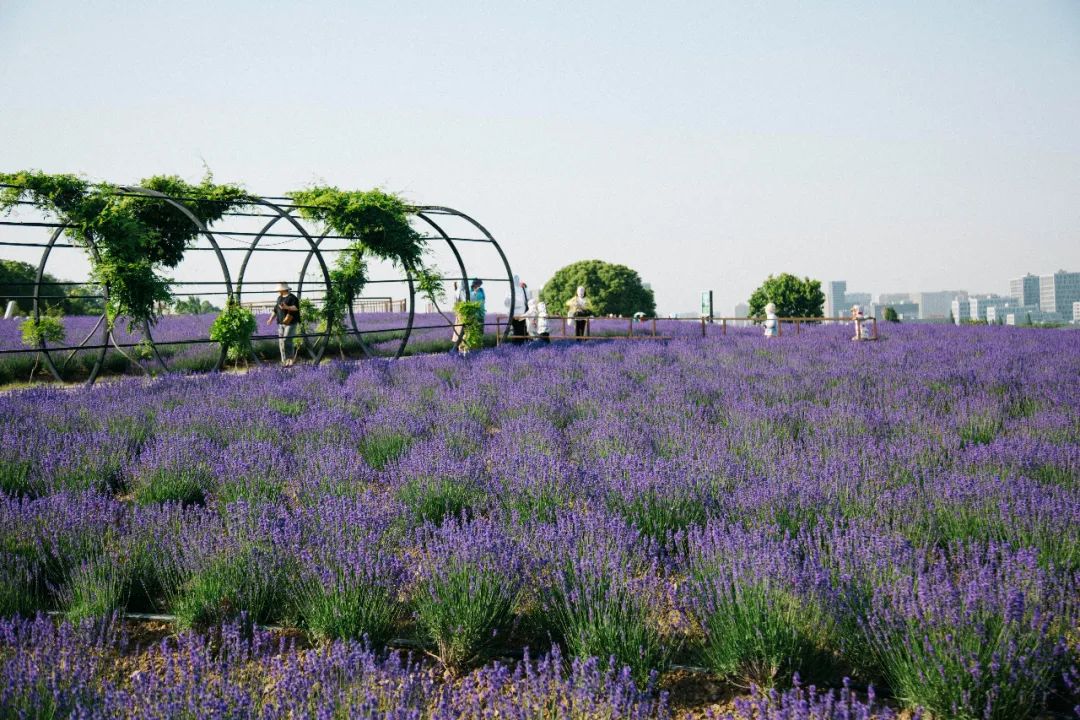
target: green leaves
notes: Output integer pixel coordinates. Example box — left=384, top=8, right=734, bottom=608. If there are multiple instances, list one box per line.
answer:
left=454, top=300, right=485, bottom=351
left=287, top=187, right=439, bottom=349
left=289, top=187, right=424, bottom=269
left=540, top=260, right=655, bottom=318
left=0, top=170, right=251, bottom=329
left=747, top=273, right=825, bottom=319
left=209, top=298, right=257, bottom=362
left=20, top=313, right=66, bottom=347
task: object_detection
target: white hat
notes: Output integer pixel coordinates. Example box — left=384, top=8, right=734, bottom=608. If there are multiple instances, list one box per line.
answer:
left=278, top=282, right=292, bottom=292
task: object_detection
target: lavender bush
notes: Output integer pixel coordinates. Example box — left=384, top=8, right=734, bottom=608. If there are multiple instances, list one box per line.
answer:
left=0, top=323, right=1076, bottom=717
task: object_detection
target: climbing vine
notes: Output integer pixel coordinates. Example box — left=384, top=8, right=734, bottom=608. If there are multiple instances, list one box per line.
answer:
left=0, top=171, right=250, bottom=329
left=287, top=187, right=442, bottom=336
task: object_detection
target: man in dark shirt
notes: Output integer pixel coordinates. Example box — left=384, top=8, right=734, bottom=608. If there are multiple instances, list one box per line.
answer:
left=265, top=282, right=300, bottom=366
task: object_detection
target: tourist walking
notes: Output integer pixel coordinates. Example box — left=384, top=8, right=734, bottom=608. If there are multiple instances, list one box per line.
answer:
left=266, top=282, right=300, bottom=366
left=505, top=275, right=530, bottom=344
left=566, top=286, right=591, bottom=339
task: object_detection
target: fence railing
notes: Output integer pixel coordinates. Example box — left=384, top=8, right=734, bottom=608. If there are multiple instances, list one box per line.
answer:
left=494, top=314, right=879, bottom=344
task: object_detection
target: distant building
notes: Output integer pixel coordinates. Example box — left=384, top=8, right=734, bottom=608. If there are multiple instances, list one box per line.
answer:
left=1010, top=274, right=1041, bottom=307
left=733, top=302, right=750, bottom=326
left=986, top=303, right=1058, bottom=325
left=825, top=281, right=847, bottom=318
left=877, top=292, right=911, bottom=305
left=1074, top=301, right=1080, bottom=323
left=1039, top=270, right=1080, bottom=319
left=872, top=300, right=919, bottom=320
left=913, top=291, right=960, bottom=320
left=968, top=295, right=1014, bottom=323
left=845, top=292, right=871, bottom=309
left=951, top=298, right=970, bottom=325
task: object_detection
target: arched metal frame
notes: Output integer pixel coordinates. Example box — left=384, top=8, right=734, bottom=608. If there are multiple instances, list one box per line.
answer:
left=235, top=198, right=334, bottom=365
left=9, top=186, right=515, bottom=385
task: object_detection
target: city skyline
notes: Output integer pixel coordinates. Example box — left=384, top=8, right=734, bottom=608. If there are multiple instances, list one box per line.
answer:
left=817, top=267, right=1080, bottom=325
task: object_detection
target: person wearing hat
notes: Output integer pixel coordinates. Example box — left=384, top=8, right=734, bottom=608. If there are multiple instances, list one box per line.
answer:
left=265, top=282, right=300, bottom=366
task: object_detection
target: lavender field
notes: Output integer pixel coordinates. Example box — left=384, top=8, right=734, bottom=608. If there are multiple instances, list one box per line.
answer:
left=0, top=312, right=715, bottom=384
left=1, top=324, right=1078, bottom=719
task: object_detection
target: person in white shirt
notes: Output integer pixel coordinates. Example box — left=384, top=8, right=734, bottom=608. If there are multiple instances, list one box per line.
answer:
left=504, top=275, right=530, bottom=344
left=523, top=297, right=549, bottom=343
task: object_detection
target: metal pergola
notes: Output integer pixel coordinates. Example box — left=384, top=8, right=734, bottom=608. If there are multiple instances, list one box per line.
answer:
left=0, top=183, right=517, bottom=384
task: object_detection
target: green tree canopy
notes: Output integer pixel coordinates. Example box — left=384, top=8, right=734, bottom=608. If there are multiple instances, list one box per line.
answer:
left=883, top=306, right=899, bottom=322
left=0, top=259, right=102, bottom=315
left=539, top=260, right=656, bottom=318
left=747, top=273, right=824, bottom=318
left=173, top=295, right=220, bottom=315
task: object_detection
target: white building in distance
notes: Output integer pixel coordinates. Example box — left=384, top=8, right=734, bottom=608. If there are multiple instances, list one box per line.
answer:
left=1010, top=274, right=1041, bottom=307
left=1039, top=270, right=1080, bottom=319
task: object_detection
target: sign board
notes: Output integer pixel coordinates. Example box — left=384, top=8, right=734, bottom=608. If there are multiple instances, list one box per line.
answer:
left=700, top=291, right=713, bottom=321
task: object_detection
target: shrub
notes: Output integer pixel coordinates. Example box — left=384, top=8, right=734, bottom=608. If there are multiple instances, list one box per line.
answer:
left=209, top=297, right=257, bottom=363
left=454, top=300, right=485, bottom=352
left=358, top=430, right=412, bottom=471
left=412, top=517, right=523, bottom=672
left=397, top=475, right=485, bottom=526
left=854, top=544, right=1071, bottom=720
left=540, top=513, right=671, bottom=686
left=62, top=551, right=130, bottom=622
left=173, top=547, right=291, bottom=630
left=684, top=523, right=824, bottom=689
left=301, top=576, right=399, bottom=646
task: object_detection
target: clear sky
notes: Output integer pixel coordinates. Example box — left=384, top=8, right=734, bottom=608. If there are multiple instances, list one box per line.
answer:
left=1, top=1, right=1078, bottom=314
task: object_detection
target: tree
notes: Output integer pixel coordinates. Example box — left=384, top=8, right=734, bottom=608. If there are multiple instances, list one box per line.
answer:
left=540, top=260, right=655, bottom=318
left=173, top=295, right=220, bottom=315
left=747, top=273, right=824, bottom=319
left=883, top=306, right=899, bottom=322
left=0, top=259, right=102, bottom=315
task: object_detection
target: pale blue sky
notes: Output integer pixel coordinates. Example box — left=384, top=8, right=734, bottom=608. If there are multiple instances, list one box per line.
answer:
left=1, top=1, right=1078, bottom=313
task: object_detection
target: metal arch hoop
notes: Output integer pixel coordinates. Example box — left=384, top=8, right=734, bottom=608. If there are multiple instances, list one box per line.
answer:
left=236, top=198, right=333, bottom=364
left=122, top=185, right=235, bottom=373
left=303, top=230, right=377, bottom=360
left=415, top=211, right=470, bottom=351
left=32, top=225, right=109, bottom=385
left=417, top=206, right=516, bottom=338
